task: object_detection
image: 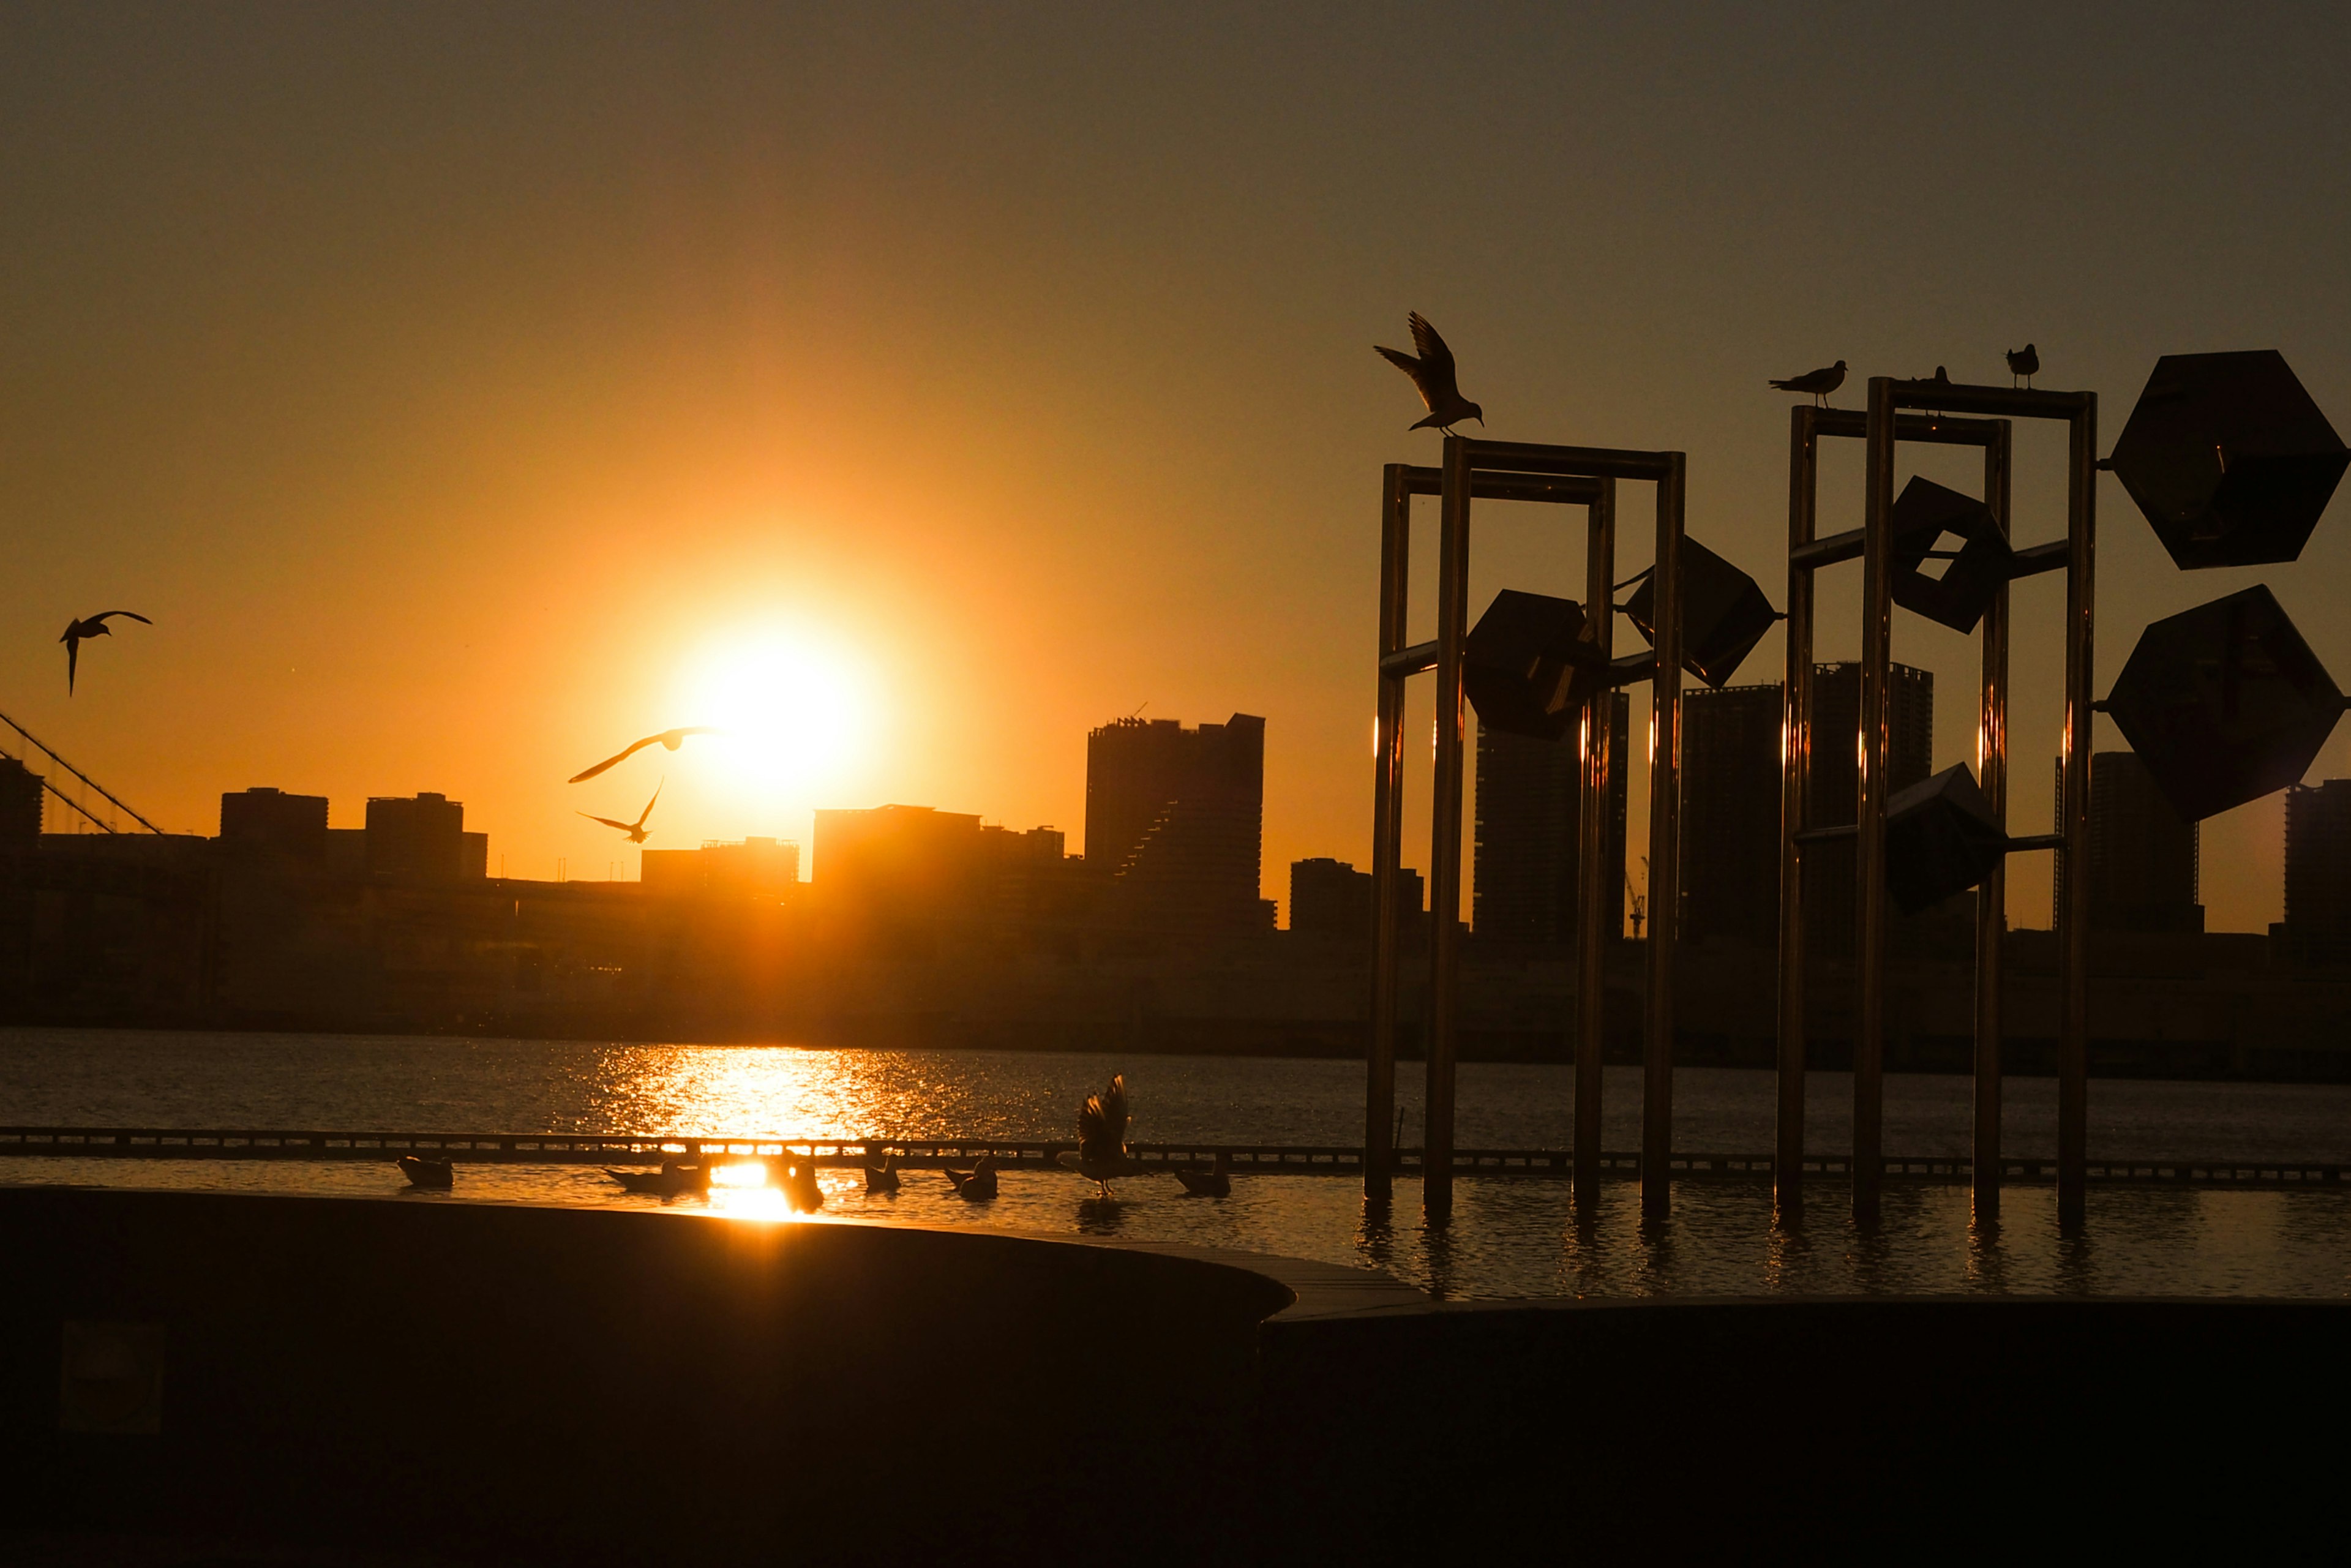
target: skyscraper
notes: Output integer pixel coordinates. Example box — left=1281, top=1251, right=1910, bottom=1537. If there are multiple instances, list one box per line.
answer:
left=1472, top=692, right=1629, bottom=945
left=1679, top=683, right=1782, bottom=946
left=2055, top=751, right=2200, bottom=933
left=1085, top=713, right=1265, bottom=932
left=1805, top=662, right=1934, bottom=958
left=2281, top=779, right=2351, bottom=967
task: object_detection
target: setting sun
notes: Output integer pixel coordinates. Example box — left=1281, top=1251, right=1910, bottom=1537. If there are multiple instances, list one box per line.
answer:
left=671, top=627, right=877, bottom=805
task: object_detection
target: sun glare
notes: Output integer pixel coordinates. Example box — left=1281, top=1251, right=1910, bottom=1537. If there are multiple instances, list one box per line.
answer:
left=673, top=628, right=876, bottom=801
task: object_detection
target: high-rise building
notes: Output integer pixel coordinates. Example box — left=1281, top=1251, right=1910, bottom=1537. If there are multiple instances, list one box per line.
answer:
left=220, top=787, right=329, bottom=865
left=1805, top=662, right=1935, bottom=958
left=2281, top=779, right=2351, bottom=966
left=364, top=793, right=487, bottom=883
left=1085, top=713, right=1265, bottom=932
left=0, top=758, right=42, bottom=840
left=1288, top=858, right=1427, bottom=945
left=1472, top=693, right=1629, bottom=945
left=1679, top=683, right=1782, bottom=946
left=2053, top=751, right=2201, bottom=933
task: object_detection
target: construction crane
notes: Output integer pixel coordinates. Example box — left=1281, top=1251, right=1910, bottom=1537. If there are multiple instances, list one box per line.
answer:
left=1626, top=857, right=1649, bottom=940
left=0, top=708, right=162, bottom=835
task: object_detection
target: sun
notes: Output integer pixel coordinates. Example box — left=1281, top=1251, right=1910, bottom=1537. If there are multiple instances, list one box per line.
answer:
left=672, top=626, right=876, bottom=800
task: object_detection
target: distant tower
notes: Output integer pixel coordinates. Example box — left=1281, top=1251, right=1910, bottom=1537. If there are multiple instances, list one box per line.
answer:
left=1679, top=683, right=1782, bottom=946
left=1471, top=692, right=1629, bottom=945
left=2053, top=751, right=2200, bottom=933
left=1806, top=661, right=1934, bottom=958
left=2282, top=780, right=2351, bottom=967
left=1084, top=713, right=1265, bottom=932
left=0, top=757, right=42, bottom=840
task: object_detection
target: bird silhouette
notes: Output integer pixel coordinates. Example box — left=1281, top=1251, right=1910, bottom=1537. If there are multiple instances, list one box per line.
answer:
left=1057, top=1074, right=1142, bottom=1198
left=396, top=1155, right=454, bottom=1191
left=944, top=1153, right=999, bottom=1201
left=1769, top=361, right=1847, bottom=407
left=1173, top=1150, right=1231, bottom=1198
left=782, top=1153, right=825, bottom=1212
left=568, top=727, right=720, bottom=784
left=2007, top=344, right=2039, bottom=388
left=59, top=611, right=151, bottom=695
left=1374, top=312, right=1484, bottom=435
left=578, top=780, right=662, bottom=844
left=863, top=1150, right=901, bottom=1194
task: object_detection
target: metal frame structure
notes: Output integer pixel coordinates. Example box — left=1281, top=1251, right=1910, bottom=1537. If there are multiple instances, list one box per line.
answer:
left=1368, top=435, right=1687, bottom=1222
left=1775, top=377, right=2094, bottom=1228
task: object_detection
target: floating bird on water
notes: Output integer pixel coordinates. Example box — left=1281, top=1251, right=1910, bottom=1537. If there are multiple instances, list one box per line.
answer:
left=1769, top=361, right=1847, bottom=407
left=396, top=1155, right=453, bottom=1190
left=579, top=780, right=662, bottom=844
left=864, top=1152, right=901, bottom=1193
left=782, top=1153, right=824, bottom=1212
left=568, top=727, right=721, bottom=784
left=1174, top=1151, right=1231, bottom=1199
left=1057, top=1075, right=1144, bottom=1198
left=2007, top=343, right=2039, bottom=389
left=1374, top=312, right=1484, bottom=435
left=59, top=611, right=151, bottom=695
left=605, top=1160, right=706, bottom=1200
left=945, top=1153, right=999, bottom=1201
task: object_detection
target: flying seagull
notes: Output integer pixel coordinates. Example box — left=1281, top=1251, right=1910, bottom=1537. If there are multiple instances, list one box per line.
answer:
left=568, top=727, right=721, bottom=784
left=1057, top=1074, right=1143, bottom=1198
left=1769, top=361, right=1847, bottom=407
left=578, top=779, right=662, bottom=844
left=2006, top=343, right=2039, bottom=389
left=59, top=611, right=151, bottom=695
left=1374, top=312, right=1484, bottom=435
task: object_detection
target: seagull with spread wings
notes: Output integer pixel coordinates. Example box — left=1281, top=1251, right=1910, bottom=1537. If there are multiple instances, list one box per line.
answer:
left=568, top=727, right=720, bottom=783
left=59, top=611, right=151, bottom=695
left=1374, top=312, right=1485, bottom=435
left=579, top=780, right=662, bottom=844
left=1057, top=1074, right=1144, bottom=1198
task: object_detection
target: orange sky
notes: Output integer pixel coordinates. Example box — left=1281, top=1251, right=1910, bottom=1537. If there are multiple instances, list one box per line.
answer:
left=3, top=5, right=2347, bottom=932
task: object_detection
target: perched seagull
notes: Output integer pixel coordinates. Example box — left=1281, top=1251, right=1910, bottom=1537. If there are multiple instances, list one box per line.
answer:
left=578, top=780, right=662, bottom=844
left=568, top=726, right=721, bottom=784
left=59, top=610, right=152, bottom=695
left=782, top=1153, right=825, bottom=1212
left=396, top=1155, right=454, bottom=1191
left=1769, top=361, right=1847, bottom=407
left=863, top=1150, right=901, bottom=1194
left=2007, top=343, right=2039, bottom=389
left=1374, top=312, right=1485, bottom=435
left=1057, top=1075, right=1144, bottom=1198
left=945, top=1153, right=999, bottom=1201
left=1174, top=1151, right=1232, bottom=1199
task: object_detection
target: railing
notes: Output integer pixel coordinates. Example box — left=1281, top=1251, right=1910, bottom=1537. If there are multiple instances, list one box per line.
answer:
left=0, top=1127, right=2344, bottom=1188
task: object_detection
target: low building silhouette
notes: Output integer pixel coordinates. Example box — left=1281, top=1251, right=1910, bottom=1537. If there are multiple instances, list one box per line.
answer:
left=1289, top=857, right=1427, bottom=945
left=643, top=836, right=800, bottom=900
left=220, top=787, right=329, bottom=866
left=364, top=793, right=487, bottom=884
left=0, top=758, right=42, bottom=841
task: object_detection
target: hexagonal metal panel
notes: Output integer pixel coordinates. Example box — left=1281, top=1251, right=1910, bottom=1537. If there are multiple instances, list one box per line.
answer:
left=1464, top=590, right=1605, bottom=741
left=1888, top=475, right=2016, bottom=634
left=1622, top=536, right=1777, bottom=689
left=2112, top=350, right=2349, bottom=569
left=1884, top=763, right=2006, bottom=915
left=2104, top=585, right=2344, bottom=822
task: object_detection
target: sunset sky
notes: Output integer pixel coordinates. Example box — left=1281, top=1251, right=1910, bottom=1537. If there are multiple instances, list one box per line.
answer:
left=4, top=4, right=2345, bottom=932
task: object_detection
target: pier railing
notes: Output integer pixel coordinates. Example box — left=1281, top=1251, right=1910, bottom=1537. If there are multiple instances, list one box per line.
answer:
left=0, top=1127, right=2343, bottom=1189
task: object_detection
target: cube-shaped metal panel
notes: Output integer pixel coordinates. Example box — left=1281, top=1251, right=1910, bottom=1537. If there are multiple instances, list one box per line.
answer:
left=1884, top=763, right=2006, bottom=915
left=2112, top=350, right=2349, bottom=569
left=1889, top=476, right=2016, bottom=634
left=1464, top=590, right=1605, bottom=741
left=1623, top=537, right=1777, bottom=689
left=2103, top=585, right=2344, bottom=822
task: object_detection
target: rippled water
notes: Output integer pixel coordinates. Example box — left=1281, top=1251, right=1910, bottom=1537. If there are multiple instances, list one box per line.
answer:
left=5, top=1027, right=2349, bottom=1300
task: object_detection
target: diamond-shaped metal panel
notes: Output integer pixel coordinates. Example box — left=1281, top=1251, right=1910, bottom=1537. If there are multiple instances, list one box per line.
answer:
left=1883, top=763, right=2006, bottom=915
left=1464, top=590, right=1605, bottom=741
left=2103, top=585, right=2344, bottom=822
left=1622, top=537, right=1777, bottom=689
left=2112, top=350, right=2349, bottom=569
left=1888, top=476, right=2016, bottom=634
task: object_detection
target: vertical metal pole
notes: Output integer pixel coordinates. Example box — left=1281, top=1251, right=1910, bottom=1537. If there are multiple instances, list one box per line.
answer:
left=1973, top=427, right=2012, bottom=1222
left=2057, top=397, right=2098, bottom=1229
left=1366, top=465, right=1412, bottom=1202
left=1854, top=378, right=1896, bottom=1226
left=1425, top=437, right=1473, bottom=1223
left=1573, top=479, right=1618, bottom=1212
left=1640, top=456, right=1685, bottom=1222
left=1775, top=410, right=1816, bottom=1222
